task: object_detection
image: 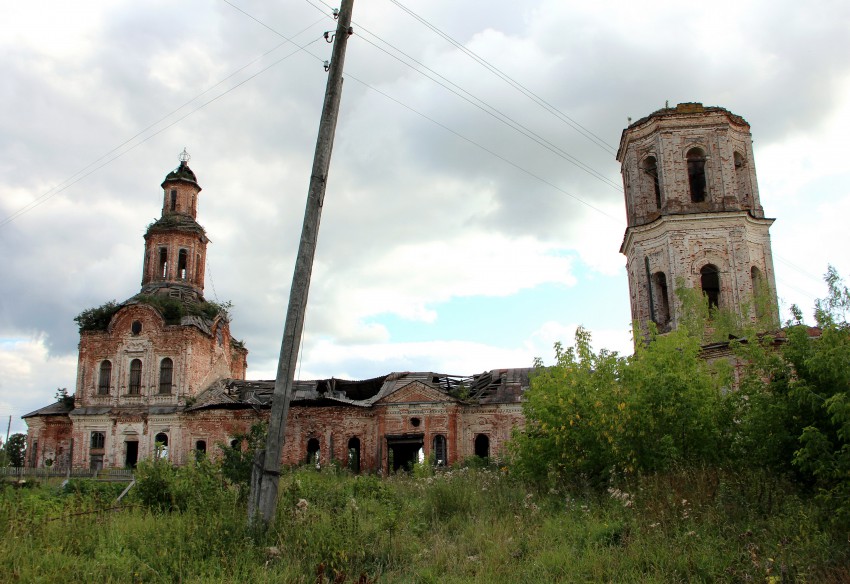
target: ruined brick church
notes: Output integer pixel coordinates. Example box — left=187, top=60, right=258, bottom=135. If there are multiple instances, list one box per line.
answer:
left=24, top=103, right=777, bottom=473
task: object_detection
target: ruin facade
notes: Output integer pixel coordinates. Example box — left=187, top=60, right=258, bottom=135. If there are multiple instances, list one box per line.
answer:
left=618, top=103, right=778, bottom=334
left=24, top=103, right=779, bottom=473
left=23, top=153, right=527, bottom=473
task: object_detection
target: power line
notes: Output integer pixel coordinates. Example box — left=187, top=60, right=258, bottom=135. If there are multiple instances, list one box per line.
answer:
left=0, top=18, right=326, bottom=229
left=303, top=0, right=622, bottom=191
left=387, top=0, right=618, bottom=155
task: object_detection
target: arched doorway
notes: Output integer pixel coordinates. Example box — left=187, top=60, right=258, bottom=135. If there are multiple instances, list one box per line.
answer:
left=474, top=434, right=490, bottom=459
left=347, top=437, right=361, bottom=474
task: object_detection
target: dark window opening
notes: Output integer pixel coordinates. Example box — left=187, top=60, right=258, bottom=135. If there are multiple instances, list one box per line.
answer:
left=125, top=441, right=138, bottom=468
left=643, top=156, right=662, bottom=209
left=474, top=434, right=490, bottom=459
left=154, top=432, right=168, bottom=459
left=687, top=148, right=707, bottom=203
left=410, top=417, right=421, bottom=427
left=170, top=189, right=177, bottom=212
left=97, top=360, right=112, bottom=395
left=230, top=439, right=241, bottom=450
left=178, top=249, right=188, bottom=280
left=129, top=359, right=142, bottom=395
left=347, top=437, right=361, bottom=473
left=701, top=264, right=721, bottom=309
left=433, top=434, right=447, bottom=466
left=195, top=440, right=207, bottom=461
left=131, top=320, right=142, bottom=335
left=387, top=435, right=424, bottom=473
left=653, top=272, right=671, bottom=329
left=90, top=431, right=105, bottom=450
left=307, top=438, right=321, bottom=465
left=159, top=248, right=168, bottom=279
left=159, top=357, right=173, bottom=394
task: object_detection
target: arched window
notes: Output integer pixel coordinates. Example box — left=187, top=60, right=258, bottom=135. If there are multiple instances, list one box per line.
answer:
left=474, top=434, right=490, bottom=459
left=652, top=272, right=671, bottom=329
left=159, top=358, right=173, bottom=394
left=687, top=148, right=707, bottom=202
left=178, top=249, right=188, bottom=280
left=90, top=431, right=105, bottom=450
left=97, top=360, right=112, bottom=395
left=347, top=437, right=361, bottom=473
left=432, top=435, right=447, bottom=466
left=643, top=156, right=662, bottom=209
left=307, top=438, right=321, bottom=465
left=155, top=432, right=169, bottom=459
left=170, top=189, right=177, bottom=212
left=701, top=264, right=720, bottom=308
left=129, top=359, right=142, bottom=395
left=159, top=248, right=168, bottom=279
left=195, top=440, right=207, bottom=461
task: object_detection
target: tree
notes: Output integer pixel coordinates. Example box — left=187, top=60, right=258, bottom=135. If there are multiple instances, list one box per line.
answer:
left=6, top=433, right=27, bottom=467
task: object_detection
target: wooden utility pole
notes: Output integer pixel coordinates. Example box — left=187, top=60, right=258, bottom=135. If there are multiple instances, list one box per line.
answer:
left=248, top=0, right=355, bottom=528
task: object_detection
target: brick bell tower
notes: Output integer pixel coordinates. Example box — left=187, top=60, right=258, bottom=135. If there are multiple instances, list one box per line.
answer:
left=141, top=149, right=208, bottom=302
left=618, top=103, right=778, bottom=334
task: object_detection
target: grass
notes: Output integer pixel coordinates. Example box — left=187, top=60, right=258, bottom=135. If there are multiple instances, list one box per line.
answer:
left=0, top=465, right=846, bottom=583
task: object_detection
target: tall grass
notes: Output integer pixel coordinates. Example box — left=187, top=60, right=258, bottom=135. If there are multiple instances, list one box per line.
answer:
left=0, top=464, right=846, bottom=583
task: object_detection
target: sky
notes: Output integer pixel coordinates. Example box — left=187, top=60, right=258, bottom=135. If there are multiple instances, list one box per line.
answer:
left=2, top=0, right=849, bottom=435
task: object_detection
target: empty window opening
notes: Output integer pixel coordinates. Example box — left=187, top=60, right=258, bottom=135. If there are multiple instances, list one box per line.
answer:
left=154, top=432, right=169, bottom=459
left=170, top=189, right=177, bottom=212
left=410, top=417, right=421, bottom=427
left=131, top=320, right=142, bottom=335
left=734, top=152, right=751, bottom=208
left=653, top=272, right=671, bottom=329
left=307, top=438, right=321, bottom=465
left=159, top=357, right=173, bottom=394
left=643, top=156, right=662, bottom=209
left=387, top=435, right=424, bottom=473
left=195, top=440, right=207, bottom=454
left=125, top=440, right=139, bottom=468
left=97, top=360, right=112, bottom=395
left=701, top=264, right=721, bottom=309
left=129, top=359, right=142, bottom=395
left=230, top=438, right=241, bottom=450
left=159, top=248, right=168, bottom=279
left=474, top=434, right=490, bottom=459
left=191, top=194, right=195, bottom=214
left=433, top=434, right=447, bottom=466
left=347, top=437, right=361, bottom=473
left=178, top=249, right=188, bottom=280
left=687, top=148, right=707, bottom=202
left=90, top=431, right=105, bottom=450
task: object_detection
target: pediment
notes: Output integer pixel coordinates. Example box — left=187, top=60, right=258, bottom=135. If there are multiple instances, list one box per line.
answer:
left=376, top=381, right=455, bottom=405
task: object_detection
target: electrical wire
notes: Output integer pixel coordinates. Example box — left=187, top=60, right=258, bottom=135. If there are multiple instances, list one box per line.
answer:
left=0, top=18, right=326, bottom=229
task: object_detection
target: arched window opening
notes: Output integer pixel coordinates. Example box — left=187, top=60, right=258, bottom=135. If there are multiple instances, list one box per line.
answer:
left=474, top=434, right=490, bottom=459
left=154, top=432, right=169, bottom=459
left=652, top=272, right=671, bottom=329
left=177, top=249, right=188, bottom=280
left=128, top=359, right=142, bottom=395
left=687, top=148, right=707, bottom=203
left=230, top=438, right=241, bottom=450
left=347, top=437, right=361, bottom=473
left=90, top=431, right=105, bottom=450
left=191, top=194, right=195, bottom=213
left=433, top=435, right=447, bottom=466
left=734, top=152, right=750, bottom=209
left=158, top=358, right=173, bottom=394
left=170, top=189, right=177, bottom=212
left=701, top=264, right=721, bottom=309
left=159, top=248, right=168, bottom=279
left=97, top=360, right=112, bottom=395
left=643, top=156, right=662, bottom=209
left=307, top=438, right=321, bottom=465
left=131, top=320, right=142, bottom=335
left=195, top=440, right=207, bottom=461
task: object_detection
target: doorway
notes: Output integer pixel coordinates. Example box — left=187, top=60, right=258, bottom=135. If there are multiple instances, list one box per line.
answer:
left=386, top=434, right=424, bottom=473
left=125, top=440, right=139, bottom=468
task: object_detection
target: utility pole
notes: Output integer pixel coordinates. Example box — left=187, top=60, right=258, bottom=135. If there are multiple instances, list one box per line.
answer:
left=248, top=0, right=355, bottom=529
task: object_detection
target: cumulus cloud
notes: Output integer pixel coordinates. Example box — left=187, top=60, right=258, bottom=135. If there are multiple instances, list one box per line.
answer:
left=2, top=0, right=849, bottom=418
